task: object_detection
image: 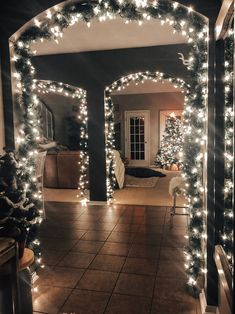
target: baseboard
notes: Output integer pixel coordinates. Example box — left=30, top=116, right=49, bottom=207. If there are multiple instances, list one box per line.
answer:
left=88, top=201, right=108, bottom=205
left=200, top=289, right=219, bottom=314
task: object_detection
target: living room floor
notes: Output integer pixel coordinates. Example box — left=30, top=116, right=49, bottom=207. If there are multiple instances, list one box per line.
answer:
left=33, top=202, right=201, bottom=314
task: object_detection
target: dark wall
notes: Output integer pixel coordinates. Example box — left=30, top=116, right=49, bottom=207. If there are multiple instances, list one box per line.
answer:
left=32, top=44, right=190, bottom=88
left=32, top=43, right=190, bottom=200
left=37, top=93, right=79, bottom=147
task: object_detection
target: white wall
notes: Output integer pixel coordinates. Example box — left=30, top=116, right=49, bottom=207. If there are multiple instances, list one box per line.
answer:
left=112, top=92, right=184, bottom=165
left=0, top=65, right=5, bottom=154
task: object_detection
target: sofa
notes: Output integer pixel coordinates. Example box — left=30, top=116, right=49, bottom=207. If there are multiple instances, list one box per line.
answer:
left=43, top=151, right=83, bottom=189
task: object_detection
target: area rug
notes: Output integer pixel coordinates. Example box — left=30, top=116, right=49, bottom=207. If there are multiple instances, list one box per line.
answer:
left=43, top=170, right=186, bottom=206
left=124, top=175, right=159, bottom=188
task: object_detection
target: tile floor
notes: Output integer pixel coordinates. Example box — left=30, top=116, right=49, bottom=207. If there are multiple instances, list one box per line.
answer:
left=33, top=202, right=201, bottom=314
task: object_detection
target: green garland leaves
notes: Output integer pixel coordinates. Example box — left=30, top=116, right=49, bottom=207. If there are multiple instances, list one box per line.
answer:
left=223, top=30, right=234, bottom=268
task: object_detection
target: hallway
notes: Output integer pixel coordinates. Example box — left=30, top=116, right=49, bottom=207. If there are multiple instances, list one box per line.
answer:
left=33, top=202, right=201, bottom=314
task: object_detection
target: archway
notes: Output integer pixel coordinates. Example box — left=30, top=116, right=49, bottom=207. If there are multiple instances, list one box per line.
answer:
left=10, top=0, right=208, bottom=292
left=34, top=79, right=89, bottom=200
left=104, top=71, right=190, bottom=200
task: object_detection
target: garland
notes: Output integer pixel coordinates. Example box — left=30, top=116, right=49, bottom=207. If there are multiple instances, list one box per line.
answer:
left=105, top=71, right=190, bottom=200
left=34, top=80, right=89, bottom=198
left=11, top=0, right=208, bottom=292
left=223, top=30, right=234, bottom=269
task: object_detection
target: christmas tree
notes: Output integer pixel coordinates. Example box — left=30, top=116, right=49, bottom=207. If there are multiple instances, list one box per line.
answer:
left=0, top=149, right=41, bottom=259
left=155, top=112, right=183, bottom=169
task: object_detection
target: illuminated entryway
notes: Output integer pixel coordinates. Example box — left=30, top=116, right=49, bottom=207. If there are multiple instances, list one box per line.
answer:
left=10, top=0, right=208, bottom=293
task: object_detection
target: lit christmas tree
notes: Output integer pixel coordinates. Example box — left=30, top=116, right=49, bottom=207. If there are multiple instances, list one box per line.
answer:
left=155, top=112, right=183, bottom=169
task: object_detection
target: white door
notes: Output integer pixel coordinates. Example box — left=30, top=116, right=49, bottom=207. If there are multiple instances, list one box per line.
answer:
left=125, top=110, right=150, bottom=167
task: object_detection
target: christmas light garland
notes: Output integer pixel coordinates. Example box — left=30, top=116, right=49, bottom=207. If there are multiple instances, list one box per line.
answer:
left=10, top=0, right=208, bottom=292
left=34, top=79, right=89, bottom=199
left=104, top=71, right=189, bottom=200
left=223, top=29, right=234, bottom=269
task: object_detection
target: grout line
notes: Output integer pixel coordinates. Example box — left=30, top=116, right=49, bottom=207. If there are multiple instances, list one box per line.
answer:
left=101, top=206, right=142, bottom=313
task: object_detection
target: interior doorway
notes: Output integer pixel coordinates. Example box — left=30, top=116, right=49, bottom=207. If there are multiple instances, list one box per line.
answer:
left=125, top=110, right=150, bottom=167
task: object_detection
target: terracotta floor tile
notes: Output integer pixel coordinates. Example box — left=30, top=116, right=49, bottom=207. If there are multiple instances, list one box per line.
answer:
left=77, top=214, right=101, bottom=222
left=143, top=217, right=166, bottom=226
left=167, top=215, right=188, bottom=227
left=163, top=226, right=188, bottom=236
left=59, top=252, right=95, bottom=268
left=113, top=223, right=140, bottom=232
left=133, top=233, right=162, bottom=245
left=122, top=257, right=158, bottom=275
left=99, top=242, right=130, bottom=256
left=77, top=269, right=119, bottom=292
left=37, top=266, right=85, bottom=288
left=72, top=240, right=104, bottom=254
left=89, top=222, right=116, bottom=231
left=151, top=298, right=182, bottom=314
left=145, top=211, right=166, bottom=219
left=114, top=273, right=155, bottom=297
left=81, top=231, right=111, bottom=241
left=161, top=236, right=187, bottom=248
left=40, top=238, right=78, bottom=251
left=105, top=293, right=151, bottom=314
left=33, top=285, right=72, bottom=314
left=89, top=254, right=125, bottom=272
left=73, top=221, right=95, bottom=230
left=118, top=216, right=144, bottom=224
left=180, top=301, right=198, bottom=314
left=159, top=247, right=185, bottom=261
left=60, top=289, right=110, bottom=314
left=157, top=261, right=186, bottom=278
left=99, top=217, right=120, bottom=223
left=128, top=244, right=160, bottom=259
left=40, top=227, right=85, bottom=240
left=107, top=231, right=135, bottom=243
left=139, top=224, right=164, bottom=234
left=41, top=250, right=68, bottom=266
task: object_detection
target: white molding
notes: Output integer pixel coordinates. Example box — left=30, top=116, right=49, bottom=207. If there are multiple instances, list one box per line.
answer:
left=215, top=0, right=234, bottom=40
left=200, top=289, right=218, bottom=314
left=88, top=201, right=108, bottom=205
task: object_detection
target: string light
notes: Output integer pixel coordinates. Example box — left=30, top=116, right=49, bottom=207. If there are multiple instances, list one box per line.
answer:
left=35, top=80, right=89, bottom=201
left=223, top=30, right=234, bottom=270
left=11, top=0, right=208, bottom=295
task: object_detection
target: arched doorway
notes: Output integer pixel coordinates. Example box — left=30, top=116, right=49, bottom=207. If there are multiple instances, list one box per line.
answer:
left=34, top=79, right=89, bottom=200
left=10, top=0, right=208, bottom=292
left=104, top=71, right=189, bottom=201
